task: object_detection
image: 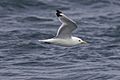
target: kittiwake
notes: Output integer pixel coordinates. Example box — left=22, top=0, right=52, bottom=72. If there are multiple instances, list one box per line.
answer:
left=39, top=10, right=87, bottom=47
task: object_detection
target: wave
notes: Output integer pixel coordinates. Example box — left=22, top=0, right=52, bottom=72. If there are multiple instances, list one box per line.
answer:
left=0, top=0, right=69, bottom=12
left=15, top=16, right=53, bottom=23
left=0, top=0, right=52, bottom=11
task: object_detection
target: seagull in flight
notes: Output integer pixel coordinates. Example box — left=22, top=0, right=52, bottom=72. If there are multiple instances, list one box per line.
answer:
left=39, top=10, right=87, bottom=47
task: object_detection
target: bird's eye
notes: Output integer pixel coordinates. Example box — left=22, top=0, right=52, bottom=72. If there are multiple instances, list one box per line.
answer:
left=79, top=40, right=81, bottom=42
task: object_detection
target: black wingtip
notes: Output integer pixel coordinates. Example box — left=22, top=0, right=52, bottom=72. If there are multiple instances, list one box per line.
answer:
left=56, top=10, right=62, bottom=13
left=56, top=10, right=62, bottom=17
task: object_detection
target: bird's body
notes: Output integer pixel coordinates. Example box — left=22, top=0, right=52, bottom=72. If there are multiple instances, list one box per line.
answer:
left=39, top=36, right=84, bottom=47
left=39, top=10, right=86, bottom=47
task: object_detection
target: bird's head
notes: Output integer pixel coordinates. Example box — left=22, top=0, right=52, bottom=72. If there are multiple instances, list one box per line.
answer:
left=73, top=37, right=87, bottom=44
left=78, top=39, right=87, bottom=44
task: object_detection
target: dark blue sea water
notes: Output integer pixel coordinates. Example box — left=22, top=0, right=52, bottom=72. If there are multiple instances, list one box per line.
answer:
left=0, top=0, right=120, bottom=80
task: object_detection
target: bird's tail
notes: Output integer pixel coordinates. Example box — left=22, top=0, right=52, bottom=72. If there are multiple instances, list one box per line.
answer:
left=38, top=39, right=51, bottom=44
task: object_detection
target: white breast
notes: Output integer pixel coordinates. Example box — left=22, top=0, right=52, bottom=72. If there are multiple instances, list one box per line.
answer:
left=42, top=38, right=78, bottom=46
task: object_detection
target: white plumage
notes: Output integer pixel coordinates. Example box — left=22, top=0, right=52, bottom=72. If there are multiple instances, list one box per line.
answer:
left=39, top=10, right=86, bottom=47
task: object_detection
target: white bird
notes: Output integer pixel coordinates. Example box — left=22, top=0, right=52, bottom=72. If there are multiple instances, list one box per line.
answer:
left=39, top=10, right=87, bottom=47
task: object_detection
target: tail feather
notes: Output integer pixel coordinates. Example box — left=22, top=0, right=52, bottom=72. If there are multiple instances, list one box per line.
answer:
left=38, top=40, right=51, bottom=44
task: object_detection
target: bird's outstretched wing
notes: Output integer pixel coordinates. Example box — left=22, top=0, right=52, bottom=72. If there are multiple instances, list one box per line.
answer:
left=55, top=10, right=77, bottom=38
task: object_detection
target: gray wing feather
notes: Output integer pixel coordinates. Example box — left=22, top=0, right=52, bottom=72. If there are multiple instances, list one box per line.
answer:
left=56, top=22, right=77, bottom=38
left=55, top=12, right=77, bottom=38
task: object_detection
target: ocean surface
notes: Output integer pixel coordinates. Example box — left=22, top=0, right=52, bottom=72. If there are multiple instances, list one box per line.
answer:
left=0, top=0, right=120, bottom=80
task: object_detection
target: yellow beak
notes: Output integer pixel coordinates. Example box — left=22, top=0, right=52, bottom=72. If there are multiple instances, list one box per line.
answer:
left=81, top=41, right=87, bottom=44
